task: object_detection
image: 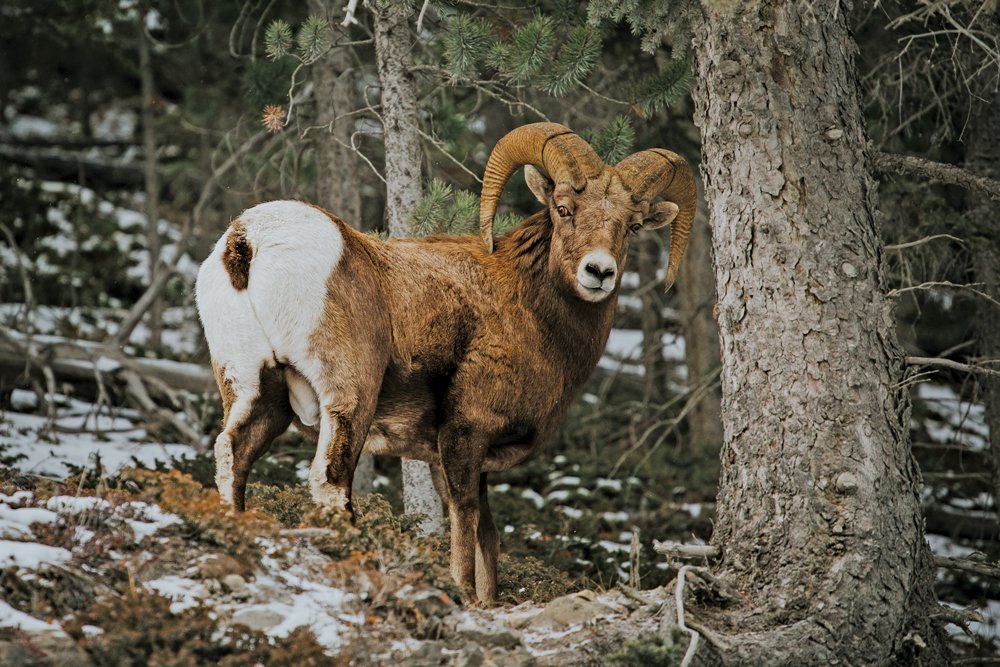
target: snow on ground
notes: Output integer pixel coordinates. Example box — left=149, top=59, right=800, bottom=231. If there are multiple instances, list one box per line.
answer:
left=600, top=328, right=687, bottom=379
left=1, top=402, right=195, bottom=477
left=917, top=382, right=988, bottom=451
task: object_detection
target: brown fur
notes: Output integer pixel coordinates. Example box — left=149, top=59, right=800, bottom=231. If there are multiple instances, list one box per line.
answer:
left=212, top=363, right=293, bottom=511
left=222, top=219, right=252, bottom=290
left=217, top=170, right=671, bottom=605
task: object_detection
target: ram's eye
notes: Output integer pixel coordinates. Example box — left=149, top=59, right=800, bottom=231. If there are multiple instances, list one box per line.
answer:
left=556, top=205, right=571, bottom=218
left=629, top=222, right=643, bottom=234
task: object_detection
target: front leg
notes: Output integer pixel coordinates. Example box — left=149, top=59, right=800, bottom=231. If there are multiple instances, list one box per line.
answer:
left=438, top=420, right=488, bottom=604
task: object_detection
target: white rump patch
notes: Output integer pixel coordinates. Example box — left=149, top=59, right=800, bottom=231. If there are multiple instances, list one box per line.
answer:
left=195, top=200, right=346, bottom=395
left=240, top=201, right=345, bottom=383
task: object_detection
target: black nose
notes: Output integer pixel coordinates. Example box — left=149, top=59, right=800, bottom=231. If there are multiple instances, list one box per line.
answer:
left=585, top=263, right=616, bottom=281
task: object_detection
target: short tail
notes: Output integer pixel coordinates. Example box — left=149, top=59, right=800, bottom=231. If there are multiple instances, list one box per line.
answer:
left=222, top=220, right=253, bottom=290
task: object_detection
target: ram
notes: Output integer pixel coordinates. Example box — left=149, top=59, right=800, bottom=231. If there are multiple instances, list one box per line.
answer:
left=195, top=123, right=696, bottom=605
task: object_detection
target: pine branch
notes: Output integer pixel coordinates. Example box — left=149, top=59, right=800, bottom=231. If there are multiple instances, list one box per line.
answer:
left=504, top=14, right=555, bottom=83
left=297, top=15, right=331, bottom=64
left=631, top=58, right=692, bottom=117
left=873, top=151, right=1000, bottom=201
left=583, top=115, right=635, bottom=164
left=443, top=13, right=494, bottom=81
left=264, top=19, right=293, bottom=60
left=542, top=25, right=601, bottom=95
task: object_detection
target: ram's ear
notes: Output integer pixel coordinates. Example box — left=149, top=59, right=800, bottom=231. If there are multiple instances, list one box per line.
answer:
left=643, top=200, right=680, bottom=231
left=525, top=165, right=554, bottom=206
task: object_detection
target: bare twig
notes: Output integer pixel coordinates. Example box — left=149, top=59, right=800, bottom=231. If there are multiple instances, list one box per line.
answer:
left=676, top=566, right=701, bottom=667
left=415, top=126, right=483, bottom=184
left=874, top=151, right=1000, bottom=200
left=415, top=0, right=431, bottom=32
left=907, top=355, right=1000, bottom=378
left=341, top=0, right=360, bottom=27
left=884, top=234, right=966, bottom=251
left=888, top=281, right=1000, bottom=310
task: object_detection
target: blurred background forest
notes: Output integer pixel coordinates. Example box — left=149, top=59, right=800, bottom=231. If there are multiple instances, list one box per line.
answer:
left=0, top=0, right=999, bottom=662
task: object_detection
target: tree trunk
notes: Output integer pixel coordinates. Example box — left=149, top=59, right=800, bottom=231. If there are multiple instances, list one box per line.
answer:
left=638, top=235, right=667, bottom=405
left=138, top=25, right=163, bottom=351
left=965, top=87, right=1000, bottom=516
left=310, top=0, right=372, bottom=495
left=690, top=2, right=947, bottom=663
left=372, top=0, right=442, bottom=534
left=373, top=0, right=424, bottom=238
left=309, top=1, right=362, bottom=225
left=677, top=188, right=722, bottom=454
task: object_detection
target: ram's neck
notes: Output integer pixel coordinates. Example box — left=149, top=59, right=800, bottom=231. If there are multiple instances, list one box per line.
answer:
left=494, top=214, right=617, bottom=381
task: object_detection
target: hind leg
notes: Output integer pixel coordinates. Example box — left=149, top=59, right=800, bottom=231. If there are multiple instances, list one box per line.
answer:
left=212, top=362, right=293, bottom=511
left=475, top=473, right=499, bottom=606
left=308, top=393, right=378, bottom=517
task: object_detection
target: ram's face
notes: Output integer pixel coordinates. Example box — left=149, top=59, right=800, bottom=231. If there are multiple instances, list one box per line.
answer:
left=526, top=167, right=678, bottom=303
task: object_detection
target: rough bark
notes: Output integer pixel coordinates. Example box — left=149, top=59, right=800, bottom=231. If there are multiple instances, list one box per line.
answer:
left=138, top=25, right=163, bottom=350
left=373, top=0, right=424, bottom=237
left=677, top=188, right=722, bottom=453
left=964, top=87, right=1000, bottom=516
left=371, top=0, right=442, bottom=533
left=690, top=2, right=947, bottom=664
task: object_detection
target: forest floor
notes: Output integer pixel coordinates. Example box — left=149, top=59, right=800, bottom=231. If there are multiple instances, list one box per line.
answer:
left=0, top=336, right=997, bottom=665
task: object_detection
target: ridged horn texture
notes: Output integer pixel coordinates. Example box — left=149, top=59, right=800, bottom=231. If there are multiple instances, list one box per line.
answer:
left=479, top=122, right=604, bottom=253
left=615, top=149, right=697, bottom=291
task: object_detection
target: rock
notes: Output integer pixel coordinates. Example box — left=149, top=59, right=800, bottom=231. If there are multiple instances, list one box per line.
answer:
left=25, top=631, right=92, bottom=667
left=454, top=618, right=522, bottom=650
left=0, top=640, right=31, bottom=666
left=490, top=647, right=536, bottom=667
left=454, top=644, right=485, bottom=667
left=518, top=590, right=613, bottom=631
left=409, top=588, right=456, bottom=618
left=220, top=573, right=250, bottom=599
left=198, top=554, right=245, bottom=580
left=231, top=607, right=285, bottom=632
left=408, top=640, right=445, bottom=666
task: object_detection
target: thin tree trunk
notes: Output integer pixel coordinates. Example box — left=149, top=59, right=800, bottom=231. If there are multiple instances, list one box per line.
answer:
left=372, top=0, right=442, bottom=533
left=373, top=0, right=424, bottom=238
left=638, top=235, right=666, bottom=405
left=677, top=188, right=722, bottom=454
left=309, top=1, right=362, bottom=225
left=965, top=87, right=1000, bottom=515
left=690, top=2, right=947, bottom=663
left=310, top=0, right=372, bottom=495
left=138, top=26, right=162, bottom=351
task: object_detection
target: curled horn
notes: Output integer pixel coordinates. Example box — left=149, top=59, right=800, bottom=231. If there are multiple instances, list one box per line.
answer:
left=479, top=123, right=604, bottom=253
left=615, top=149, right=697, bottom=291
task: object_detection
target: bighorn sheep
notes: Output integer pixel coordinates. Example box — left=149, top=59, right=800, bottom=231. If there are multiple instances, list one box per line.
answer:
left=195, top=123, right=696, bottom=605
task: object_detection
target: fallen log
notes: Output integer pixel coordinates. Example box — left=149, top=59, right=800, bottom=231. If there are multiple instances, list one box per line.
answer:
left=0, top=328, right=212, bottom=446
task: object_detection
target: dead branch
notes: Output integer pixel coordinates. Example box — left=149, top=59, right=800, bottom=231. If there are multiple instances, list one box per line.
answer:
left=874, top=151, right=1000, bottom=201
left=907, top=355, right=1000, bottom=378
left=654, top=542, right=721, bottom=560
left=934, top=555, right=1000, bottom=579
left=121, top=367, right=202, bottom=444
